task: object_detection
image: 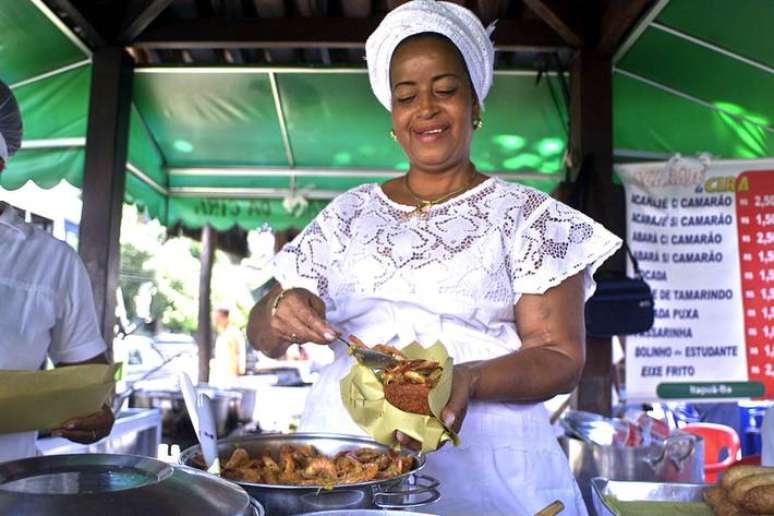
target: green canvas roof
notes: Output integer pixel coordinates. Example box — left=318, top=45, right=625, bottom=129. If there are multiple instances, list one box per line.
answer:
left=1, top=0, right=772, bottom=230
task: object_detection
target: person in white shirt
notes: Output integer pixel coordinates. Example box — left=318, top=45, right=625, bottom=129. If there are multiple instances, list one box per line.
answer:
left=210, top=307, right=246, bottom=383
left=0, top=80, right=114, bottom=463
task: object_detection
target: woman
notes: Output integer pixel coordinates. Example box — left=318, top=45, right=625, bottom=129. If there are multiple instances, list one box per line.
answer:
left=247, top=1, right=621, bottom=513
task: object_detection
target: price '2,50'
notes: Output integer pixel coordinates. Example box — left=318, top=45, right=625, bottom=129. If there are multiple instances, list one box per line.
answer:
left=754, top=195, right=774, bottom=208
left=757, top=231, right=774, bottom=245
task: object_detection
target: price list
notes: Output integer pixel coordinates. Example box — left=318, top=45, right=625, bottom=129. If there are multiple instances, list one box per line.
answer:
left=736, top=170, right=774, bottom=397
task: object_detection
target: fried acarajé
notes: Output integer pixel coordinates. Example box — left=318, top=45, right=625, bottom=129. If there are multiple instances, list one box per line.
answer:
left=349, top=336, right=443, bottom=416
left=194, top=444, right=415, bottom=487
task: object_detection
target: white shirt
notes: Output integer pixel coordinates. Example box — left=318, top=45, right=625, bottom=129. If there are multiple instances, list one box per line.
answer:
left=0, top=205, right=106, bottom=462
left=274, top=179, right=621, bottom=515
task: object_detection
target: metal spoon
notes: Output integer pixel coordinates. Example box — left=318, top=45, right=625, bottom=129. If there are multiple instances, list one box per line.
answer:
left=334, top=335, right=401, bottom=370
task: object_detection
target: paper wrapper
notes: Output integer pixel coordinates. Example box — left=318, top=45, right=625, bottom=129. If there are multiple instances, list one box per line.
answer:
left=0, top=363, right=120, bottom=433
left=340, top=341, right=459, bottom=453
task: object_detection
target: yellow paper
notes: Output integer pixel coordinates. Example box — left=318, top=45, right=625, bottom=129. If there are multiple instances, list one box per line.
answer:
left=340, top=341, right=459, bottom=453
left=0, top=363, right=120, bottom=433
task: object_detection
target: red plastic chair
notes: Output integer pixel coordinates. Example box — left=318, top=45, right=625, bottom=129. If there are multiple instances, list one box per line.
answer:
left=681, top=423, right=741, bottom=483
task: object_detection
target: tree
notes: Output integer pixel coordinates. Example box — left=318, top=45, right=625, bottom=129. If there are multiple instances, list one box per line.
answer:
left=119, top=205, right=271, bottom=336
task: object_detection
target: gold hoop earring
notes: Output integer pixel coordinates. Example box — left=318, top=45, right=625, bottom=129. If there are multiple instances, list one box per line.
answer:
left=389, top=129, right=397, bottom=141
left=473, top=119, right=483, bottom=131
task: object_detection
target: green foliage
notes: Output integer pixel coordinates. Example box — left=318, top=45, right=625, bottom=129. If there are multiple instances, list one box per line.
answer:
left=119, top=205, right=272, bottom=336
left=118, top=243, right=153, bottom=320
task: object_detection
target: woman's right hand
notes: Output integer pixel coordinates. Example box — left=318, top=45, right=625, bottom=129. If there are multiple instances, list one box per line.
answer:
left=270, top=287, right=337, bottom=345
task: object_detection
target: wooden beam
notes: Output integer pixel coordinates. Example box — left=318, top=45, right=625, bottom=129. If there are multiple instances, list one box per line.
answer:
left=598, top=0, right=652, bottom=53
left=340, top=0, right=371, bottom=18
left=78, top=48, right=133, bottom=348
left=475, top=0, right=504, bottom=27
left=568, top=49, right=625, bottom=416
left=119, top=0, right=175, bottom=43
left=197, top=224, right=217, bottom=383
left=569, top=50, right=624, bottom=241
left=252, top=0, right=286, bottom=18
left=44, top=0, right=106, bottom=48
left=522, top=0, right=583, bottom=47
left=132, top=17, right=567, bottom=51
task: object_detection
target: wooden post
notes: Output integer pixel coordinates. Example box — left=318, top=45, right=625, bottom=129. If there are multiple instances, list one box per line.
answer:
left=197, top=224, right=217, bottom=383
left=569, top=48, right=626, bottom=416
left=78, top=48, right=133, bottom=353
left=272, top=227, right=299, bottom=253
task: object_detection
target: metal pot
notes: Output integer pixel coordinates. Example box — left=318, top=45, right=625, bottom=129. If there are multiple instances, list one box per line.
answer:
left=179, top=433, right=441, bottom=516
left=560, top=432, right=703, bottom=510
left=210, top=385, right=257, bottom=423
left=131, top=386, right=241, bottom=437
left=0, top=453, right=264, bottom=516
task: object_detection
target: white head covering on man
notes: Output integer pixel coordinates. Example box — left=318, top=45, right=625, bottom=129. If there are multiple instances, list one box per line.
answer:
left=0, top=80, right=23, bottom=163
left=365, top=0, right=496, bottom=112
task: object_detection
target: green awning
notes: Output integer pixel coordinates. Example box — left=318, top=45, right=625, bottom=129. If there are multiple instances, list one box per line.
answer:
left=133, top=71, right=289, bottom=167
left=656, top=0, right=773, bottom=67
left=613, top=0, right=773, bottom=158
left=141, top=68, right=567, bottom=215
left=1, top=64, right=88, bottom=190
left=0, top=0, right=88, bottom=85
left=1, top=0, right=772, bottom=231
left=167, top=197, right=327, bottom=232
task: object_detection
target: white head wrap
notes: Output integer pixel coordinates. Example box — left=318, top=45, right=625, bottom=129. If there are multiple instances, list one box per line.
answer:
left=0, top=80, right=22, bottom=162
left=365, top=0, right=495, bottom=112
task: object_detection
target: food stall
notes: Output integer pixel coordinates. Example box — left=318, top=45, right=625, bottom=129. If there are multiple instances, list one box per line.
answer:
left=2, top=0, right=773, bottom=514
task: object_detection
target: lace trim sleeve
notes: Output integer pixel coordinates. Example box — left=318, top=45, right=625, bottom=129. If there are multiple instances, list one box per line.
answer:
left=271, top=187, right=368, bottom=303
left=509, top=197, right=622, bottom=300
left=272, top=213, right=333, bottom=302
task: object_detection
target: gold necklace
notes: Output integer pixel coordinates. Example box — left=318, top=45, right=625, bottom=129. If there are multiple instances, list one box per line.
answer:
left=403, top=172, right=476, bottom=218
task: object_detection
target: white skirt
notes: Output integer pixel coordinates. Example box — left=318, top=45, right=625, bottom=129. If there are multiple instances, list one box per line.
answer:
left=298, top=356, right=588, bottom=516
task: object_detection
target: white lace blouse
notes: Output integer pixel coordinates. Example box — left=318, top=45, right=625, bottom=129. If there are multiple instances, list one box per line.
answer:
left=273, top=178, right=617, bottom=515
left=273, top=177, right=621, bottom=364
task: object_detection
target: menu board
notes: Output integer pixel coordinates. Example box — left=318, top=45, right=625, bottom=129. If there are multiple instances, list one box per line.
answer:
left=736, top=171, right=774, bottom=392
left=617, top=159, right=774, bottom=402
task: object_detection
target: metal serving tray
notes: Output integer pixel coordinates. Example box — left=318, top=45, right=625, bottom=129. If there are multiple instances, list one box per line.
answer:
left=591, top=477, right=709, bottom=516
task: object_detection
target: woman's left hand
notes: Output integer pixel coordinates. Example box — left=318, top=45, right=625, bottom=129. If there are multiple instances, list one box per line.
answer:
left=51, top=403, right=115, bottom=444
left=395, top=364, right=477, bottom=451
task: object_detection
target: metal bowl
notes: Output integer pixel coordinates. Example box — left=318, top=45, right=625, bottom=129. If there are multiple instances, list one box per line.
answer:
left=591, top=477, right=710, bottom=516
left=131, top=386, right=241, bottom=437
left=179, top=433, right=440, bottom=516
left=0, top=453, right=263, bottom=516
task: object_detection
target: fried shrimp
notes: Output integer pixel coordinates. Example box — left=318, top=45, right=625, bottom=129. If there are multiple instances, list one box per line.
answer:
left=215, top=445, right=414, bottom=486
